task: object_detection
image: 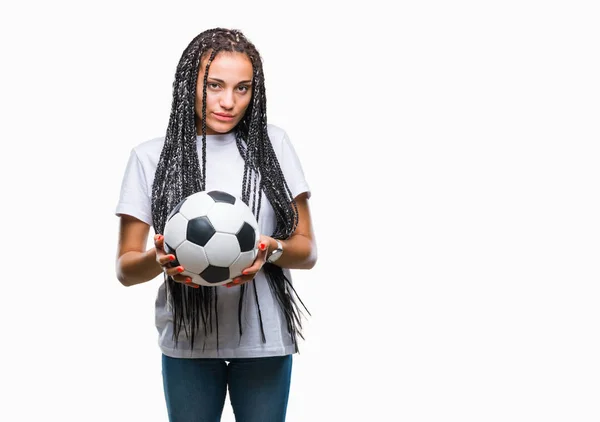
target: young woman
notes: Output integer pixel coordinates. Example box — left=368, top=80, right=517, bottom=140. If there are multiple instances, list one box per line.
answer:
left=115, top=28, right=317, bottom=421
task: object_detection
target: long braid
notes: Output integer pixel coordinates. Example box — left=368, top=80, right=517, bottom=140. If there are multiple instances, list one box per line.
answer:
left=151, top=28, right=308, bottom=352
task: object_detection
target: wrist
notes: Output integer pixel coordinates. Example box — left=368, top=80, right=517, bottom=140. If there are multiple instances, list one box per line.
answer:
left=269, top=237, right=278, bottom=253
left=266, top=238, right=284, bottom=264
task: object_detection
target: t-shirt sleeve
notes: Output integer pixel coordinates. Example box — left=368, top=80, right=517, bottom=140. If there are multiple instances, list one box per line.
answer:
left=279, top=130, right=311, bottom=200
left=115, top=148, right=153, bottom=226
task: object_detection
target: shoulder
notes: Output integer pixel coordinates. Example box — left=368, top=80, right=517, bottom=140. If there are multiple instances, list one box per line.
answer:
left=266, top=124, right=310, bottom=198
left=131, top=136, right=165, bottom=158
left=129, top=136, right=165, bottom=169
left=266, top=123, right=287, bottom=142
left=266, top=123, right=294, bottom=153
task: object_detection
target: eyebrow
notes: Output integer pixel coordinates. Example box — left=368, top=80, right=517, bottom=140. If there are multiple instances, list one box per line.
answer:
left=207, top=78, right=253, bottom=85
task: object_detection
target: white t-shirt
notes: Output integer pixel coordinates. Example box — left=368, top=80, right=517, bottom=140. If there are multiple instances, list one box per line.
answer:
left=115, top=124, right=310, bottom=358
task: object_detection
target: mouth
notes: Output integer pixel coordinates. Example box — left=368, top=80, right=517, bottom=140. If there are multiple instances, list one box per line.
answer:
left=213, top=113, right=235, bottom=121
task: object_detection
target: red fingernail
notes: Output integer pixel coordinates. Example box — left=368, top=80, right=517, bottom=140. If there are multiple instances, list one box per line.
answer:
left=178, top=266, right=184, bottom=272
left=226, top=284, right=232, bottom=288
left=186, top=277, right=192, bottom=283
left=242, top=270, right=248, bottom=275
left=259, top=243, right=266, bottom=250
left=169, top=255, right=175, bottom=261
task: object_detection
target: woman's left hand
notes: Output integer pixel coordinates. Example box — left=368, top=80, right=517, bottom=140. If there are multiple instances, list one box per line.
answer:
left=225, top=234, right=272, bottom=288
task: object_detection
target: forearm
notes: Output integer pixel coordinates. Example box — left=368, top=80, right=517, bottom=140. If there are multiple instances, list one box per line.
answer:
left=116, top=248, right=163, bottom=286
left=270, top=234, right=317, bottom=270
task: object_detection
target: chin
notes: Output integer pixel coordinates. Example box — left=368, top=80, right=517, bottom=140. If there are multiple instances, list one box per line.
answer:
left=208, top=120, right=237, bottom=134
left=196, top=116, right=239, bottom=135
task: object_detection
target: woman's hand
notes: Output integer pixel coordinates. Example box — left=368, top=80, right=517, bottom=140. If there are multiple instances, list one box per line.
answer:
left=225, top=235, right=271, bottom=288
left=154, top=234, right=199, bottom=289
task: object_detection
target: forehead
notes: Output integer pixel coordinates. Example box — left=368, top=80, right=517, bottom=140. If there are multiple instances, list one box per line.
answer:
left=200, top=51, right=253, bottom=79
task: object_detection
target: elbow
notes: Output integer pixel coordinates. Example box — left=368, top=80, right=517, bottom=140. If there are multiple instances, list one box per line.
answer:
left=115, top=260, right=134, bottom=287
left=304, top=245, right=318, bottom=269
left=309, top=256, right=318, bottom=269
left=115, top=249, right=158, bottom=287
left=117, top=274, right=131, bottom=287
left=116, top=270, right=131, bottom=287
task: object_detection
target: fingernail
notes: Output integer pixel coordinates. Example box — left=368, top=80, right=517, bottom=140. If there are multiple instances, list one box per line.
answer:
left=169, top=255, right=175, bottom=261
left=259, top=243, right=266, bottom=250
left=242, top=270, right=248, bottom=275
left=186, top=277, right=192, bottom=283
left=233, top=278, right=241, bottom=284
left=226, top=284, right=232, bottom=288
left=178, top=266, right=184, bottom=273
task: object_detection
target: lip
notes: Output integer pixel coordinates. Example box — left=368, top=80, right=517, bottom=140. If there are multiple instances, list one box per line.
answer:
left=213, top=113, right=234, bottom=121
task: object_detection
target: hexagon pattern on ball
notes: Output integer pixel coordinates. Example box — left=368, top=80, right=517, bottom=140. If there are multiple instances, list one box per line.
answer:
left=164, top=213, right=188, bottom=250
left=229, top=250, right=258, bottom=280
left=239, top=204, right=259, bottom=231
left=187, top=216, right=215, bottom=246
left=162, top=190, right=260, bottom=287
left=236, top=222, right=257, bottom=252
left=176, top=241, right=210, bottom=274
left=201, top=265, right=230, bottom=284
left=167, top=198, right=186, bottom=222
left=207, top=202, right=244, bottom=234
left=207, top=190, right=236, bottom=205
left=178, top=192, right=215, bottom=221
left=204, top=232, right=241, bottom=267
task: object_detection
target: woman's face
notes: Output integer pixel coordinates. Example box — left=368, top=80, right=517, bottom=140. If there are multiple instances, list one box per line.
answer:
left=195, top=51, right=254, bottom=135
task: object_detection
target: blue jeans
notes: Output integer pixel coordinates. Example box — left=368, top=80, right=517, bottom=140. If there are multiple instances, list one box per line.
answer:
left=161, top=354, right=293, bottom=422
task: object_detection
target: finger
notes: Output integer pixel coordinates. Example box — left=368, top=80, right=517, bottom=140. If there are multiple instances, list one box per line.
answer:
left=257, top=240, right=268, bottom=253
left=165, top=265, right=186, bottom=278
left=237, top=276, right=253, bottom=284
left=241, top=258, right=263, bottom=275
left=226, top=279, right=246, bottom=288
left=171, top=275, right=199, bottom=288
left=225, top=239, right=269, bottom=288
left=158, top=254, right=177, bottom=267
left=238, top=269, right=257, bottom=281
left=235, top=249, right=266, bottom=280
left=258, top=245, right=269, bottom=262
left=182, top=278, right=199, bottom=288
left=226, top=275, right=253, bottom=288
left=154, top=234, right=166, bottom=254
left=226, top=278, right=242, bottom=288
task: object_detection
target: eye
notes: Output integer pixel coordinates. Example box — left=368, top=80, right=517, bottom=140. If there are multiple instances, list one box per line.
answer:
left=237, top=85, right=250, bottom=93
left=207, top=82, right=220, bottom=89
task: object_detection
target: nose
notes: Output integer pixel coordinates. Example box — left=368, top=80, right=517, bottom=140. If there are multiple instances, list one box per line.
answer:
left=219, top=90, right=234, bottom=110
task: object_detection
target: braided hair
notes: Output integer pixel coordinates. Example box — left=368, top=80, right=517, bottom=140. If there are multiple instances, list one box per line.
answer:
left=150, top=28, right=308, bottom=352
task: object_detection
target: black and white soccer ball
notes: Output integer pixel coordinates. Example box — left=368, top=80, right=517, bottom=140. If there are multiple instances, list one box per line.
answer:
left=163, top=190, right=260, bottom=287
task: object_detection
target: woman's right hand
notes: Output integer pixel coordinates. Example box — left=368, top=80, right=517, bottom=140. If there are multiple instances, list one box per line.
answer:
left=154, top=234, right=199, bottom=289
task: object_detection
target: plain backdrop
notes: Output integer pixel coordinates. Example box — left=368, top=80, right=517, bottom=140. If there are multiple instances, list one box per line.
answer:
left=1, top=1, right=599, bottom=421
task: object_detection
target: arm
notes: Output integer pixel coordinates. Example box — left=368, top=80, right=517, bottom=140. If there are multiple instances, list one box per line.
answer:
left=116, top=214, right=162, bottom=286
left=268, top=192, right=317, bottom=270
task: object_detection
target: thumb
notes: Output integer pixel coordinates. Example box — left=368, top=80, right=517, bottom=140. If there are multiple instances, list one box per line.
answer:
left=257, top=238, right=268, bottom=254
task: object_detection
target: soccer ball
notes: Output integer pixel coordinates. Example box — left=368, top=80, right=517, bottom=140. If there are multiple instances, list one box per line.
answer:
left=162, top=190, right=260, bottom=287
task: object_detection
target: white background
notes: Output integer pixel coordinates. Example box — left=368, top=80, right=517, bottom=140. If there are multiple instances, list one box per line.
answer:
left=1, top=1, right=599, bottom=421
